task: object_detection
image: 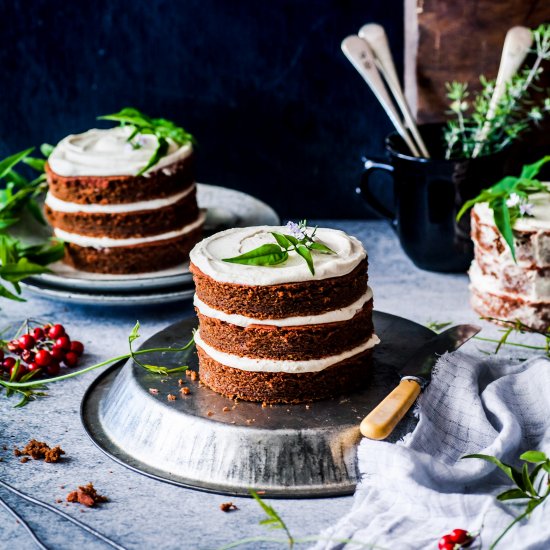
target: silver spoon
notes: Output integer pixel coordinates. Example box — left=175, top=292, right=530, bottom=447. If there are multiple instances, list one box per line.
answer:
left=359, top=23, right=430, bottom=158
left=472, top=26, right=533, bottom=158
left=342, top=35, right=421, bottom=157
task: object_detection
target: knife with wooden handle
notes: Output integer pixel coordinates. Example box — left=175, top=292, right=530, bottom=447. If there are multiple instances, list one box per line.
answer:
left=360, top=324, right=481, bottom=440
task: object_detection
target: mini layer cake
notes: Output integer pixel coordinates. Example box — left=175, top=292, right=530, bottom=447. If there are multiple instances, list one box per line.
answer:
left=189, top=226, right=379, bottom=403
left=45, top=127, right=205, bottom=274
left=469, top=188, right=550, bottom=331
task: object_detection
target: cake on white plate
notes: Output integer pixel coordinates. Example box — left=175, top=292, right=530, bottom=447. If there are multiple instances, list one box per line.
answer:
left=44, top=125, right=204, bottom=274
left=469, top=186, right=550, bottom=331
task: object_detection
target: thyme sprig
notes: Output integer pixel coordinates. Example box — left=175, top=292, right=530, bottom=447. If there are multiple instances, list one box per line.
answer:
left=0, top=322, right=195, bottom=407
left=98, top=107, right=195, bottom=175
left=463, top=450, right=550, bottom=549
left=222, top=220, right=335, bottom=275
left=456, top=156, right=550, bottom=260
left=444, top=24, right=550, bottom=159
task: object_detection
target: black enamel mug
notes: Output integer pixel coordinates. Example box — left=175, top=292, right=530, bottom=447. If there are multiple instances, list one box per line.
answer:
left=357, top=124, right=511, bottom=273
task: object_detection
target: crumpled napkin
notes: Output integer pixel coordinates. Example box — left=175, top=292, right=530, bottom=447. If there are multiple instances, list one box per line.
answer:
left=313, top=352, right=550, bottom=549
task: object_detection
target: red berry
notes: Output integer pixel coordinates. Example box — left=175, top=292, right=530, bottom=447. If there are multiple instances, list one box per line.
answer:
left=7, top=340, right=21, bottom=353
left=46, top=361, right=60, bottom=376
left=35, top=349, right=52, bottom=367
left=10, top=364, right=26, bottom=380
left=21, top=349, right=35, bottom=363
left=51, top=346, right=66, bottom=361
left=48, top=324, right=65, bottom=339
left=55, top=336, right=71, bottom=350
left=63, top=351, right=79, bottom=367
left=70, top=341, right=84, bottom=356
left=18, top=334, right=36, bottom=350
left=3, top=357, right=16, bottom=370
left=27, top=362, right=40, bottom=372
left=449, top=529, right=472, bottom=545
left=438, top=535, right=455, bottom=550
left=33, top=327, right=45, bottom=341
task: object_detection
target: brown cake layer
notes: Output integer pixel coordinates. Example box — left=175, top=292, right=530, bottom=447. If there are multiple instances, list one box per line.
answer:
left=197, top=346, right=374, bottom=403
left=190, top=259, right=369, bottom=319
left=196, top=299, right=373, bottom=360
left=45, top=189, right=199, bottom=239
left=45, top=154, right=194, bottom=204
left=470, top=286, right=550, bottom=332
left=62, top=224, right=203, bottom=274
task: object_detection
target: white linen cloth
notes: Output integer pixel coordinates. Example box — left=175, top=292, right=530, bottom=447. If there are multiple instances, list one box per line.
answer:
left=314, top=352, right=550, bottom=549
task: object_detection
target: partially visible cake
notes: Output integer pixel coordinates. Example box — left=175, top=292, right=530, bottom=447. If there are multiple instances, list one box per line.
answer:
left=44, top=127, right=205, bottom=274
left=189, top=226, right=379, bottom=403
left=469, top=189, right=550, bottom=331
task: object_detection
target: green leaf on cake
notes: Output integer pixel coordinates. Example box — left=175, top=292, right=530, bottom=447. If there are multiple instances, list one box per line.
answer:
left=309, top=241, right=335, bottom=254
left=40, top=143, right=55, bottom=158
left=492, top=197, right=516, bottom=262
left=98, top=107, right=195, bottom=175
left=223, top=244, right=289, bottom=266
left=519, top=155, right=550, bottom=180
left=295, top=244, right=314, bottom=275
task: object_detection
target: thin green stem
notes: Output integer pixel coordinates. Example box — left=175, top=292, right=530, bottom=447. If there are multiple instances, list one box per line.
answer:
left=1, top=344, right=193, bottom=390
left=489, top=509, right=530, bottom=549
left=474, top=336, right=548, bottom=352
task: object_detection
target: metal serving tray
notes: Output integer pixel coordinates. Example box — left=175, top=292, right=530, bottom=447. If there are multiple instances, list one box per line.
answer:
left=81, top=311, right=435, bottom=498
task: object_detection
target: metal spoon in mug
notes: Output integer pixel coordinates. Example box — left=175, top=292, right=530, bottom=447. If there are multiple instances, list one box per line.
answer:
left=342, top=35, right=421, bottom=157
left=359, top=23, right=430, bottom=158
left=472, top=26, right=533, bottom=158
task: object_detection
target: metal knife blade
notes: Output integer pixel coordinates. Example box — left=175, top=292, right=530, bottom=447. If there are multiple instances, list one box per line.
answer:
left=399, top=324, right=481, bottom=382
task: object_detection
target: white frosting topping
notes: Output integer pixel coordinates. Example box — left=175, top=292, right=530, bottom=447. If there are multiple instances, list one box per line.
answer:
left=194, top=330, right=380, bottom=373
left=189, top=226, right=367, bottom=285
left=54, top=211, right=205, bottom=248
left=45, top=185, right=195, bottom=214
left=194, top=287, right=373, bottom=327
left=473, top=186, right=550, bottom=231
left=48, top=127, right=193, bottom=177
left=469, top=261, right=550, bottom=302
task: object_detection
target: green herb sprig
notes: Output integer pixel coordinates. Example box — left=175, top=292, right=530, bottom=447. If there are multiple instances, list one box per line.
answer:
left=98, top=107, right=195, bottom=176
left=444, top=24, right=550, bottom=159
left=0, top=146, right=64, bottom=301
left=222, top=220, right=335, bottom=275
left=463, top=450, right=550, bottom=549
left=0, top=321, right=195, bottom=407
left=456, top=156, right=550, bottom=260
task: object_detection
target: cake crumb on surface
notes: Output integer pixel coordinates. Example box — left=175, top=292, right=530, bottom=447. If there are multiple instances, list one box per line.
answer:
left=14, top=440, right=65, bottom=463
left=222, top=406, right=230, bottom=412
left=220, top=502, right=238, bottom=512
left=178, top=379, right=185, bottom=386
left=207, top=411, right=214, bottom=416
left=148, top=388, right=159, bottom=395
left=180, top=387, right=191, bottom=395
left=66, top=483, right=108, bottom=507
left=261, top=402, right=267, bottom=408
left=167, top=394, right=177, bottom=401
left=20, top=457, right=29, bottom=463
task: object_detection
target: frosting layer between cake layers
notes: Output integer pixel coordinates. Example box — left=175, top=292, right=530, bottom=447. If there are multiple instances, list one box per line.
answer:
left=469, top=194, right=550, bottom=331
left=190, top=225, right=379, bottom=403
left=45, top=126, right=203, bottom=274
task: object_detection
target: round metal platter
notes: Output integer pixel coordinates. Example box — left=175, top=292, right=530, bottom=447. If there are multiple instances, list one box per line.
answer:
left=81, top=311, right=435, bottom=497
left=24, top=183, right=280, bottom=294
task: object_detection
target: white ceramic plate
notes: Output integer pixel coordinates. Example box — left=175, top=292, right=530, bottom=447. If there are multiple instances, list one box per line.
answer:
left=25, top=183, right=279, bottom=294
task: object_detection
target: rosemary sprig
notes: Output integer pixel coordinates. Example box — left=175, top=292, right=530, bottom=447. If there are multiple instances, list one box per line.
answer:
left=0, top=322, right=195, bottom=407
left=97, top=107, right=195, bottom=175
left=456, top=156, right=550, bottom=260
left=463, top=450, right=550, bottom=549
left=444, top=24, right=550, bottom=159
left=223, top=220, right=335, bottom=275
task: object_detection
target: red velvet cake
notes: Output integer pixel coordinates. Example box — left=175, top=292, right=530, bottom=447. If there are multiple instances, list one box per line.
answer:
left=44, top=127, right=204, bottom=274
left=189, top=225, right=379, bottom=403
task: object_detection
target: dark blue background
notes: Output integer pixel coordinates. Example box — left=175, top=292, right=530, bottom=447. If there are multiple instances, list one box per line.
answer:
left=2, top=0, right=404, bottom=219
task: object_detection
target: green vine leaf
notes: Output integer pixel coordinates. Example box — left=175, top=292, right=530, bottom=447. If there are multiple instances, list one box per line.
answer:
left=223, top=244, right=289, bottom=267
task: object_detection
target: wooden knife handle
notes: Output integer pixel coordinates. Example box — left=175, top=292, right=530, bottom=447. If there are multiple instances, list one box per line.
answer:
left=360, top=379, right=421, bottom=440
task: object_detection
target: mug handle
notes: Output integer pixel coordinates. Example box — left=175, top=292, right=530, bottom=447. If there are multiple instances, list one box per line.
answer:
left=357, top=157, right=395, bottom=222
